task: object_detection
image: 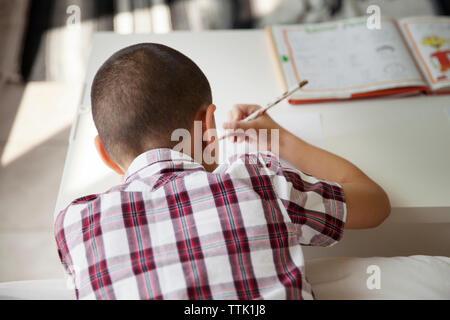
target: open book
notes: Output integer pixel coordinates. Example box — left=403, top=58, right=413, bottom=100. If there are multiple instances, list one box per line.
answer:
left=266, top=16, right=450, bottom=104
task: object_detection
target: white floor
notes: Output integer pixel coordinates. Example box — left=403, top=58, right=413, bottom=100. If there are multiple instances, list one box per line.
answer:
left=0, top=81, right=80, bottom=282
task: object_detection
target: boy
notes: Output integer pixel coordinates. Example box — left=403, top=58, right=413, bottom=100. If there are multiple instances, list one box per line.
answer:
left=55, top=43, right=390, bottom=300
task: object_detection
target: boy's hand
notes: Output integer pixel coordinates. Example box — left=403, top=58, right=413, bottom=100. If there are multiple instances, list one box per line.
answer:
left=223, top=104, right=391, bottom=230
left=222, top=104, right=286, bottom=152
left=224, top=104, right=282, bottom=131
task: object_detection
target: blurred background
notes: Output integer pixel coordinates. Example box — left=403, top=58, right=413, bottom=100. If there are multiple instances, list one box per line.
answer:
left=0, top=0, right=448, bottom=282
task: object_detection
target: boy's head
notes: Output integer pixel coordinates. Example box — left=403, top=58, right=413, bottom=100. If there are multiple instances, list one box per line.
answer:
left=91, top=43, right=215, bottom=173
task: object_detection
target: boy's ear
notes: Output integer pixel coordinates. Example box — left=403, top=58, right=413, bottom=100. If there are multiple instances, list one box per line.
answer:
left=201, top=104, right=217, bottom=144
left=194, top=104, right=217, bottom=139
left=94, top=135, right=125, bottom=175
left=205, top=104, right=216, bottom=131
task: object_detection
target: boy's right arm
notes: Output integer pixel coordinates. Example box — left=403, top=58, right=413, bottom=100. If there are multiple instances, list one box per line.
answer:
left=223, top=104, right=391, bottom=229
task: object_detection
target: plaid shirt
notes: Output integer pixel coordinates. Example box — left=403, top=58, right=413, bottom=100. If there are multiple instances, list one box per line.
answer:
left=55, top=148, right=346, bottom=300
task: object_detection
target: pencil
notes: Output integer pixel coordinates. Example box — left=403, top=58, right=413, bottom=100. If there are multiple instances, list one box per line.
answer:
left=219, top=80, right=308, bottom=140
left=243, top=80, right=308, bottom=121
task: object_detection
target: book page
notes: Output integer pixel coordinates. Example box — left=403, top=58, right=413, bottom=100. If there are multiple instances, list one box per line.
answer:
left=399, top=16, right=450, bottom=91
left=270, top=17, right=426, bottom=99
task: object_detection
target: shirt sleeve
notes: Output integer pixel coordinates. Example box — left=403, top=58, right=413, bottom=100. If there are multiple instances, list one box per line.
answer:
left=262, top=152, right=347, bottom=247
left=54, top=205, right=74, bottom=274
left=54, top=211, right=76, bottom=296
left=53, top=196, right=98, bottom=297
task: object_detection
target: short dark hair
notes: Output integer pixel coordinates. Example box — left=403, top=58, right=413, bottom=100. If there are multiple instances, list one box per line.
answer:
left=91, top=43, right=212, bottom=165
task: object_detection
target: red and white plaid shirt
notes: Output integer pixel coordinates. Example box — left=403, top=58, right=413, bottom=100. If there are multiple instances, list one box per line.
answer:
left=55, top=148, right=346, bottom=300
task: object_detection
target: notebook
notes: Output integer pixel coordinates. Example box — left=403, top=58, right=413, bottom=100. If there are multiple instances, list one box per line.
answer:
left=266, top=16, right=450, bottom=104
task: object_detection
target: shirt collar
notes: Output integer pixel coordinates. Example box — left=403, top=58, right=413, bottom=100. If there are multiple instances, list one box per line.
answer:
left=124, top=148, right=202, bottom=182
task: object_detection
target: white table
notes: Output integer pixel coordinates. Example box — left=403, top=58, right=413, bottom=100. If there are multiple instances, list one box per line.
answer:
left=55, top=31, right=450, bottom=258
